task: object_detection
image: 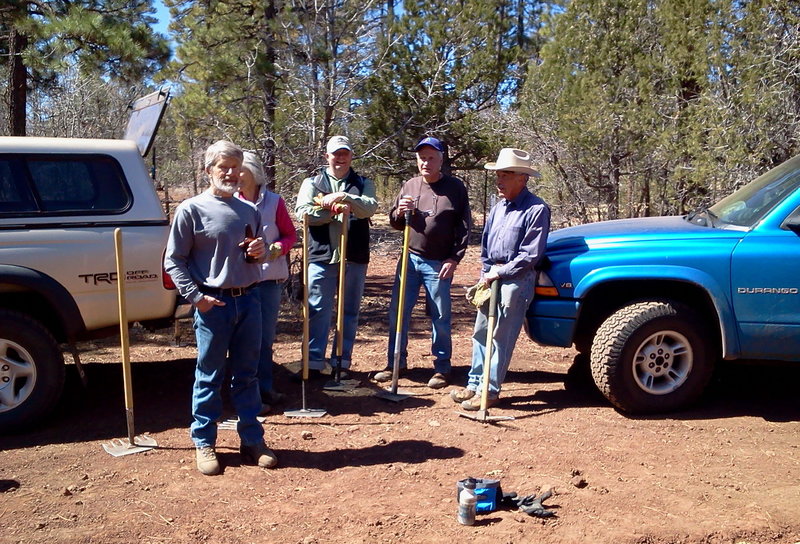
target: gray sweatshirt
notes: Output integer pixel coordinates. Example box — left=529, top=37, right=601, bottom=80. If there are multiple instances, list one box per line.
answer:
left=165, top=191, right=263, bottom=305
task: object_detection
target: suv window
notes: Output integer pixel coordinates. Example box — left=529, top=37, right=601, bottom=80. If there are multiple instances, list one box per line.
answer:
left=0, top=154, right=132, bottom=216
left=0, top=159, right=37, bottom=213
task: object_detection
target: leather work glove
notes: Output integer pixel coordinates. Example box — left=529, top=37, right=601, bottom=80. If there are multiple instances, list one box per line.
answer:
left=513, top=489, right=556, bottom=518
left=267, top=242, right=283, bottom=261
left=331, top=202, right=350, bottom=214
left=313, top=193, right=349, bottom=215
left=465, top=281, right=491, bottom=308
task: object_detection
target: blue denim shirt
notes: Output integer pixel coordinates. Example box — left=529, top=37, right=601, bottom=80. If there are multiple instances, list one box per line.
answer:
left=481, top=187, right=551, bottom=279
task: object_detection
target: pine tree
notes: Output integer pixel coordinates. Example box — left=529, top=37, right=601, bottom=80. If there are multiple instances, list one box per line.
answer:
left=164, top=0, right=386, bottom=191
left=0, top=0, right=169, bottom=135
left=361, top=0, right=540, bottom=179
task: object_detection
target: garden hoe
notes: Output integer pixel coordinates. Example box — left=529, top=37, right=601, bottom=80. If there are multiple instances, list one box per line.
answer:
left=377, top=209, right=414, bottom=402
left=285, top=215, right=327, bottom=418
left=323, top=207, right=359, bottom=392
left=457, top=280, right=514, bottom=423
left=102, top=228, right=158, bottom=456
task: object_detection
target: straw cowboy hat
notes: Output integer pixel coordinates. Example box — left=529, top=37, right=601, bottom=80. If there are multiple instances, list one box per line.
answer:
left=484, top=148, right=541, bottom=178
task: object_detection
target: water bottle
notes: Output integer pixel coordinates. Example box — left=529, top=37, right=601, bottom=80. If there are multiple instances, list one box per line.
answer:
left=457, top=478, right=477, bottom=526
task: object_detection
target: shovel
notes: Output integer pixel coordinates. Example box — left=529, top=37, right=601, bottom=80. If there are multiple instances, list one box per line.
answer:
left=457, top=279, right=514, bottom=423
left=285, top=215, right=327, bottom=418
left=323, top=207, right=358, bottom=392
left=377, top=209, right=414, bottom=402
left=102, top=228, right=158, bottom=456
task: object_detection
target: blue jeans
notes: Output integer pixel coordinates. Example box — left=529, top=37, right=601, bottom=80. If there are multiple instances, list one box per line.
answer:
left=190, top=290, right=264, bottom=448
left=307, top=261, right=367, bottom=369
left=467, top=270, right=536, bottom=397
left=256, top=280, right=284, bottom=396
left=386, top=253, right=452, bottom=374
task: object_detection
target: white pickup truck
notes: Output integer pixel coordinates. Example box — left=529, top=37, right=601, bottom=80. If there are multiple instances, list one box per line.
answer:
left=0, top=136, right=177, bottom=432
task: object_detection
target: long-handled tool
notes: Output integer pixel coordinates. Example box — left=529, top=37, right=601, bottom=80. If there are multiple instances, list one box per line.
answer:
left=324, top=207, right=358, bottom=392
left=285, top=215, right=327, bottom=418
left=457, top=280, right=514, bottom=423
left=102, top=228, right=158, bottom=456
left=377, top=209, right=414, bottom=402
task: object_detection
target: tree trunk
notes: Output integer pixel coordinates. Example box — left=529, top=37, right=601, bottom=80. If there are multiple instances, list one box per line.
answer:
left=608, top=153, right=620, bottom=220
left=8, top=28, right=28, bottom=136
left=263, top=0, right=277, bottom=191
left=386, top=0, right=394, bottom=42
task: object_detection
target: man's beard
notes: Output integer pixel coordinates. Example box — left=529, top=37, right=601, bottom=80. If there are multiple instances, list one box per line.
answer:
left=211, top=177, right=238, bottom=194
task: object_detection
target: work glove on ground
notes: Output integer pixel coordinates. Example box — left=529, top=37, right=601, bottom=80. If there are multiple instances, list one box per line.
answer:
left=501, top=489, right=556, bottom=518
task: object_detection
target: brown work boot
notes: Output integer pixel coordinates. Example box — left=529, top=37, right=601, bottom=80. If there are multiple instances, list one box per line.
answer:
left=449, top=387, right=476, bottom=403
left=373, top=367, right=405, bottom=383
left=196, top=446, right=220, bottom=476
left=427, top=372, right=450, bottom=389
left=240, top=442, right=278, bottom=468
left=460, top=396, right=499, bottom=411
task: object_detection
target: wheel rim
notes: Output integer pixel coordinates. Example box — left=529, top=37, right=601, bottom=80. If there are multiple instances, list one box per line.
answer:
left=0, top=338, right=37, bottom=413
left=632, top=330, right=693, bottom=395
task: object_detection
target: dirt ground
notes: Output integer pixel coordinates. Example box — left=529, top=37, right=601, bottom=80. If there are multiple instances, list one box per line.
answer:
left=2, top=215, right=800, bottom=544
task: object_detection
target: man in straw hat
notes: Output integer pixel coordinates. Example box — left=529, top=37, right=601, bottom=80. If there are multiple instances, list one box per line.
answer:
left=449, top=148, right=550, bottom=410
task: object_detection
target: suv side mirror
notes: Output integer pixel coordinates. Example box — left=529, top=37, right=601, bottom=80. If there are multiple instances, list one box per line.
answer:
left=785, top=218, right=800, bottom=234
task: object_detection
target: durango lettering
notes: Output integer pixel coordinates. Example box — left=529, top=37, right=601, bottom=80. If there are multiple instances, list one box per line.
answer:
left=737, top=287, right=799, bottom=294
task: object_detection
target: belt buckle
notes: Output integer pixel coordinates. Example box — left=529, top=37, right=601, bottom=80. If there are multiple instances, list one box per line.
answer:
left=230, top=287, right=245, bottom=297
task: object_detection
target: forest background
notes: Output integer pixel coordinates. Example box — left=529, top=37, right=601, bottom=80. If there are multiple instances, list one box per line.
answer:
left=2, top=0, right=799, bottom=225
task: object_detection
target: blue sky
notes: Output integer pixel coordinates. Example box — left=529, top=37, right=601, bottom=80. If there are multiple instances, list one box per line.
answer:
left=152, top=0, right=171, bottom=37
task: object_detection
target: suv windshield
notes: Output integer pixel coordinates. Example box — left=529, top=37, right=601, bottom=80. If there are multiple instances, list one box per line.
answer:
left=709, top=154, right=800, bottom=228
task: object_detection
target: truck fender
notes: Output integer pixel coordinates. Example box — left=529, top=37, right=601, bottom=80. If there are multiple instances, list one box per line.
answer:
left=574, top=265, right=740, bottom=359
left=0, top=264, right=86, bottom=342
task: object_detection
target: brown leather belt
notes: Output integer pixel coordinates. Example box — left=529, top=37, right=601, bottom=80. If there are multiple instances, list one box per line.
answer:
left=199, top=284, right=256, bottom=297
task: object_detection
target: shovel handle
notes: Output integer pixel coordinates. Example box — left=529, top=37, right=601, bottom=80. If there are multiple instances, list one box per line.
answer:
left=390, top=211, right=413, bottom=391
left=302, top=215, right=310, bottom=380
left=335, top=208, right=349, bottom=358
left=479, top=280, right=501, bottom=411
left=114, top=228, right=135, bottom=444
left=394, top=212, right=412, bottom=337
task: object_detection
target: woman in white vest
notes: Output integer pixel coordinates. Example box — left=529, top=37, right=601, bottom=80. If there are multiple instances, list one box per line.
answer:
left=238, top=151, right=297, bottom=413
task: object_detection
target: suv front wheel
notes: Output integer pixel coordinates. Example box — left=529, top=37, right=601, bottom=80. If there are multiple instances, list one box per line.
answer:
left=590, top=299, right=715, bottom=414
left=0, top=309, right=65, bottom=432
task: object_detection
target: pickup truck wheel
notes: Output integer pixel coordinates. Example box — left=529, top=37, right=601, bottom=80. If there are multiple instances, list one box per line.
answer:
left=0, top=310, right=65, bottom=432
left=590, top=300, right=714, bottom=414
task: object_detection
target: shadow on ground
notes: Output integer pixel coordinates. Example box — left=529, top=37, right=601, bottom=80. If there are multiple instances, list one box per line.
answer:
left=5, top=352, right=800, bottom=451
left=511, top=355, right=800, bottom=422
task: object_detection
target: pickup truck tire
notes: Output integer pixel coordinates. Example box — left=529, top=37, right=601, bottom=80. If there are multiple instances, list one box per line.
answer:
left=0, top=310, right=65, bottom=433
left=590, top=299, right=715, bottom=414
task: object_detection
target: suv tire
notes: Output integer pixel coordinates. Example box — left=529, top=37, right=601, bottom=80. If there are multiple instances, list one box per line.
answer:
left=590, top=299, right=715, bottom=413
left=0, top=310, right=65, bottom=433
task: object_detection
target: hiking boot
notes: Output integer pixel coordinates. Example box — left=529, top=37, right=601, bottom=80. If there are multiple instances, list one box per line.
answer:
left=449, top=387, right=476, bottom=403
left=427, top=372, right=450, bottom=389
left=240, top=442, right=278, bottom=468
left=460, top=396, right=499, bottom=411
left=374, top=367, right=404, bottom=383
left=262, top=389, right=286, bottom=405
left=329, top=368, right=352, bottom=381
left=196, top=446, right=220, bottom=476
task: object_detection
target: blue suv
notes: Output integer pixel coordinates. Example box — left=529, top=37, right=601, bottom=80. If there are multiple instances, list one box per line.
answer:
left=526, top=154, right=800, bottom=413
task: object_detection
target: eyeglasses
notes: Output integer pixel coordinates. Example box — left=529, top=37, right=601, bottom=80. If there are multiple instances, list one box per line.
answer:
left=418, top=195, right=438, bottom=218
